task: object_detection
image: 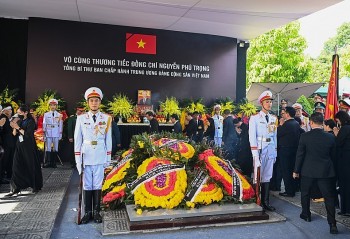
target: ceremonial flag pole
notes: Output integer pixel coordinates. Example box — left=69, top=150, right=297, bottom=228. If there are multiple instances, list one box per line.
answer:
left=325, top=48, right=339, bottom=119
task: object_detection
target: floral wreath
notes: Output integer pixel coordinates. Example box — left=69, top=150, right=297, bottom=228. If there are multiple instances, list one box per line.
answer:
left=199, top=149, right=255, bottom=201
left=133, top=157, right=187, bottom=209
left=153, top=138, right=195, bottom=160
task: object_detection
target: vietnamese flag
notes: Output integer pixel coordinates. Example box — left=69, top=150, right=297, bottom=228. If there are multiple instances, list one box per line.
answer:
left=325, top=55, right=339, bottom=119
left=126, top=33, right=156, bottom=55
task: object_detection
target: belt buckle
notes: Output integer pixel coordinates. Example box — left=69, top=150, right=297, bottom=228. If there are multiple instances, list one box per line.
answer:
left=91, top=141, right=98, bottom=145
left=266, top=138, right=271, bottom=142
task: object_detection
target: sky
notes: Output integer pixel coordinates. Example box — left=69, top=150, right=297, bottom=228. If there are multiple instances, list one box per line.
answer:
left=299, top=0, right=350, bottom=58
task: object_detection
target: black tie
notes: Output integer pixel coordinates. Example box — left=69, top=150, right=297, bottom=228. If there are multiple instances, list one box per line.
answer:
left=92, top=115, right=96, bottom=123
left=265, top=114, right=269, bottom=123
left=52, top=112, right=54, bottom=117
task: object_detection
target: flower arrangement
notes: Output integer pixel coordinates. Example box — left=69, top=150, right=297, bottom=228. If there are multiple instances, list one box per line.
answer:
left=186, top=180, right=223, bottom=208
left=133, top=157, right=187, bottom=209
left=237, top=100, right=257, bottom=117
left=0, top=86, right=19, bottom=112
left=153, top=138, right=195, bottom=160
left=108, top=94, right=134, bottom=119
left=159, top=97, right=181, bottom=118
left=101, top=132, right=256, bottom=213
left=198, top=149, right=255, bottom=201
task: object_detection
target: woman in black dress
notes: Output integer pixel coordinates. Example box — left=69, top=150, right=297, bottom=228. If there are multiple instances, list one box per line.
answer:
left=5, top=105, right=43, bottom=197
left=334, top=111, right=350, bottom=216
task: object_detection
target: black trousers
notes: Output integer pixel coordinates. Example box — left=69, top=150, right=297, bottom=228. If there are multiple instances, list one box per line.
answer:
left=300, top=176, right=336, bottom=224
left=279, top=147, right=297, bottom=195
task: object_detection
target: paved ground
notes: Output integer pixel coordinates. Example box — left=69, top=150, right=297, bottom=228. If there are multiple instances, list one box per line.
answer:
left=1, top=166, right=350, bottom=239
left=0, top=166, right=72, bottom=238
left=52, top=169, right=350, bottom=239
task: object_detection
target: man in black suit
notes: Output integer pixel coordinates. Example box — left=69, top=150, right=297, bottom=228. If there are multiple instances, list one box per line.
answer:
left=278, top=106, right=301, bottom=197
left=145, top=111, right=159, bottom=133
left=170, top=114, right=182, bottom=134
left=293, top=112, right=338, bottom=234
left=222, top=109, right=237, bottom=161
left=191, top=112, right=204, bottom=143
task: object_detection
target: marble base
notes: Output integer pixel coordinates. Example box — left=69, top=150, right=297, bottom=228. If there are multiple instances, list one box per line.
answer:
left=126, top=203, right=268, bottom=231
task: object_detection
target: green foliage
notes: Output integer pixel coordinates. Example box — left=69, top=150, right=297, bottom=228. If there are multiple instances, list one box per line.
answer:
left=311, top=22, right=350, bottom=81
left=247, top=21, right=311, bottom=86
left=323, top=22, right=350, bottom=55
left=296, top=95, right=313, bottom=115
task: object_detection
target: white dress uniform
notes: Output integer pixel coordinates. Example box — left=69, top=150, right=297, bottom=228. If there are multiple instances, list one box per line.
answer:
left=249, top=90, right=277, bottom=211
left=249, top=111, right=277, bottom=183
left=74, top=87, right=111, bottom=224
left=74, top=111, right=112, bottom=190
left=213, top=114, right=223, bottom=147
left=43, top=109, right=63, bottom=151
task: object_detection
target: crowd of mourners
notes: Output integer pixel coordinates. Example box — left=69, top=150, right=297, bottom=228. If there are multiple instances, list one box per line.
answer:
left=0, top=91, right=349, bottom=234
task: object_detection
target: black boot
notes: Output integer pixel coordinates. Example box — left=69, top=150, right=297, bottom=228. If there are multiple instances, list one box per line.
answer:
left=81, top=190, right=93, bottom=224
left=43, top=152, right=51, bottom=168
left=261, top=183, right=275, bottom=211
left=93, top=190, right=102, bottom=223
left=51, top=152, right=57, bottom=168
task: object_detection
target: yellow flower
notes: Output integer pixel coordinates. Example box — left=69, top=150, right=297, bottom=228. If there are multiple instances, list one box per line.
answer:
left=108, top=94, right=134, bottom=119
left=136, top=209, right=143, bottom=215
left=138, top=141, right=144, bottom=148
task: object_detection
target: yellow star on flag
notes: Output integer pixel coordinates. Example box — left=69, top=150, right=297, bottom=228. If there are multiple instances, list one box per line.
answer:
left=137, top=39, right=146, bottom=48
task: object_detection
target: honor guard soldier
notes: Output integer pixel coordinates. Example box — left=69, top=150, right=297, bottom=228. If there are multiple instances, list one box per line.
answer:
left=75, top=87, right=112, bottom=224
left=43, top=99, right=62, bottom=168
left=314, top=102, right=326, bottom=115
left=292, top=103, right=311, bottom=132
left=339, top=98, right=350, bottom=116
left=249, top=90, right=277, bottom=211
left=213, top=105, right=223, bottom=147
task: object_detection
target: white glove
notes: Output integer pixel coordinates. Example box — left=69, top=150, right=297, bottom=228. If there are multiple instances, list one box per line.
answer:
left=251, top=149, right=259, bottom=158
left=253, top=156, right=261, bottom=168
left=104, top=162, right=110, bottom=168
left=76, top=163, right=82, bottom=175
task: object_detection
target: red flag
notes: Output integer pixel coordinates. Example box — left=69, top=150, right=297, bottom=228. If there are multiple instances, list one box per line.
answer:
left=325, top=55, right=339, bottom=119
left=126, top=33, right=156, bottom=55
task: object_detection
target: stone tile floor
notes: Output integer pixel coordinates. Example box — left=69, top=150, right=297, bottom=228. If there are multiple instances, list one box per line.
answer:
left=271, top=190, right=350, bottom=229
left=0, top=166, right=72, bottom=239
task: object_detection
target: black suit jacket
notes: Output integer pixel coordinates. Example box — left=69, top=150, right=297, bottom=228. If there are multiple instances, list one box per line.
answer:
left=173, top=121, right=182, bottom=134
left=277, top=118, right=301, bottom=148
left=222, top=115, right=237, bottom=146
left=294, top=128, right=336, bottom=178
left=149, top=118, right=159, bottom=133
left=185, top=118, right=204, bottom=141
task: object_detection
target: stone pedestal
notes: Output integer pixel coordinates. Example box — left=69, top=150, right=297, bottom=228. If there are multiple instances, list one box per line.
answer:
left=126, top=203, right=268, bottom=231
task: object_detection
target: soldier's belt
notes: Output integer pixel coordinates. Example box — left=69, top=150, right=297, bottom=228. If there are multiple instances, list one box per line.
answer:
left=257, top=137, right=271, bottom=142
left=46, top=125, right=58, bottom=128
left=83, top=140, right=99, bottom=145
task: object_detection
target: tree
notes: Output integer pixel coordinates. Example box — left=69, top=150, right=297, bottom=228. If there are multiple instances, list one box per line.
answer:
left=323, top=22, right=350, bottom=55
left=247, top=21, right=311, bottom=86
left=311, top=22, right=350, bottom=82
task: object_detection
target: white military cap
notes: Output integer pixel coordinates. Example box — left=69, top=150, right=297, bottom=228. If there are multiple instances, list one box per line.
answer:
left=213, top=104, right=221, bottom=110
left=258, top=90, right=273, bottom=104
left=84, top=87, right=103, bottom=100
left=48, top=99, right=58, bottom=105
left=292, top=103, right=303, bottom=109
left=339, top=98, right=350, bottom=109
left=3, top=106, right=12, bottom=111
